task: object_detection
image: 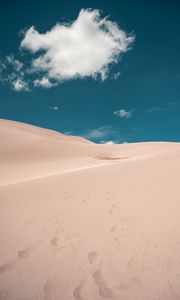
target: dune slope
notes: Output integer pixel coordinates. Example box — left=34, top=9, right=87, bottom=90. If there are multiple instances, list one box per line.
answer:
left=0, top=119, right=180, bottom=300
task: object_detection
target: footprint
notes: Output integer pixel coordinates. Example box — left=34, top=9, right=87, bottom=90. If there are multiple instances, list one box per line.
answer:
left=93, top=269, right=129, bottom=298
left=0, top=289, right=11, bottom=300
left=127, top=256, right=136, bottom=268
left=0, top=247, right=31, bottom=275
left=18, top=247, right=32, bottom=258
left=73, top=280, right=84, bottom=300
left=88, top=252, right=99, bottom=264
left=44, top=279, right=54, bottom=300
left=50, top=237, right=59, bottom=247
left=93, top=269, right=114, bottom=299
left=0, top=261, right=15, bottom=274
left=113, top=177, right=119, bottom=182
left=110, top=226, right=117, bottom=233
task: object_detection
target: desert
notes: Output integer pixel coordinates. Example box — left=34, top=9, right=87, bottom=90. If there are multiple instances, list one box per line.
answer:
left=0, top=119, right=180, bottom=300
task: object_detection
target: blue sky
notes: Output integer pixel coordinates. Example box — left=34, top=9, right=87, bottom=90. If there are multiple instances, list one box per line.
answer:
left=0, top=0, right=180, bottom=143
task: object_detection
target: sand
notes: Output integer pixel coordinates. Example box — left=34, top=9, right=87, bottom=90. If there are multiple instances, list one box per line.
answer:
left=0, top=119, right=180, bottom=300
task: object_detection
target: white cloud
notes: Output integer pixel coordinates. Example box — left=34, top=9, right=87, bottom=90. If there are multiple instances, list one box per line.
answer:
left=21, top=9, right=134, bottom=83
left=70, top=126, right=129, bottom=143
left=112, top=72, right=121, bottom=80
left=85, top=126, right=114, bottom=139
left=0, top=61, right=7, bottom=72
left=0, top=9, right=134, bottom=91
left=114, top=109, right=133, bottom=118
left=168, top=101, right=180, bottom=106
left=104, top=141, right=116, bottom=144
left=0, top=55, right=28, bottom=91
left=146, top=106, right=161, bottom=113
left=11, top=78, right=29, bottom=91
left=34, top=77, right=56, bottom=88
left=64, top=131, right=72, bottom=135
left=6, top=55, right=23, bottom=72
left=49, top=106, right=59, bottom=111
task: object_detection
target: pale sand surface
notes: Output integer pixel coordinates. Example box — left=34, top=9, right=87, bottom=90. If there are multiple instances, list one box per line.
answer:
left=0, top=119, right=180, bottom=300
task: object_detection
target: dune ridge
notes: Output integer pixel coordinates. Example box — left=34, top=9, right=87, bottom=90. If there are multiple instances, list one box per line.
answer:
left=0, top=119, right=180, bottom=300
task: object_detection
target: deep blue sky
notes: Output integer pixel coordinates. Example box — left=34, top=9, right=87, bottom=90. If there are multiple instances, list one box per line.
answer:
left=0, top=0, right=180, bottom=143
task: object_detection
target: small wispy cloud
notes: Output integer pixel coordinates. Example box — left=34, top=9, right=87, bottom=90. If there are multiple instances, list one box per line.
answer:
left=64, top=131, right=72, bottom=135
left=0, top=55, right=28, bottom=91
left=83, top=126, right=127, bottom=143
left=69, top=125, right=131, bottom=143
left=146, top=106, right=161, bottom=113
left=113, top=109, right=133, bottom=118
left=84, top=126, right=114, bottom=139
left=0, top=9, right=135, bottom=91
left=49, top=106, right=59, bottom=111
left=146, top=102, right=180, bottom=112
left=103, top=140, right=116, bottom=144
left=111, top=72, right=121, bottom=80
left=6, top=55, right=23, bottom=72
left=0, top=61, right=7, bottom=73
left=168, top=101, right=180, bottom=106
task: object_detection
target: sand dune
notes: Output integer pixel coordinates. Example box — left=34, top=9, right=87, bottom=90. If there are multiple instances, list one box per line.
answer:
left=0, top=119, right=180, bottom=300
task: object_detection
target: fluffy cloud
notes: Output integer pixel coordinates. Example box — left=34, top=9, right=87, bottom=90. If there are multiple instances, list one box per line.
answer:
left=0, top=9, right=134, bottom=91
left=21, top=9, right=134, bottom=83
left=34, top=77, right=56, bottom=88
left=11, top=78, right=29, bottom=91
left=114, top=109, right=133, bottom=118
